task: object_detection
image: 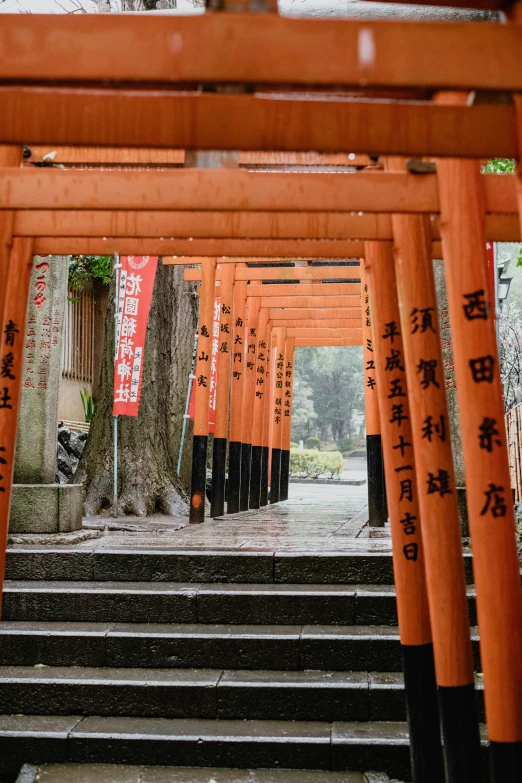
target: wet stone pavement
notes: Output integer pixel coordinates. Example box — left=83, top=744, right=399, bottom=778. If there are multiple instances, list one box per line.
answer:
left=78, top=483, right=391, bottom=553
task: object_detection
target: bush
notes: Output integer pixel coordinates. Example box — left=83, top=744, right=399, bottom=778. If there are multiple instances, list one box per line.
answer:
left=304, top=436, right=321, bottom=450
left=290, top=449, right=344, bottom=480
left=337, top=436, right=353, bottom=453
left=290, top=441, right=299, bottom=449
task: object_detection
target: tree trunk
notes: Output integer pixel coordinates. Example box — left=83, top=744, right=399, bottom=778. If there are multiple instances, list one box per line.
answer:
left=76, top=263, right=198, bottom=517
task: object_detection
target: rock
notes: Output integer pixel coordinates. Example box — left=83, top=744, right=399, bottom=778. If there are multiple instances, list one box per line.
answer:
left=57, top=426, right=71, bottom=449
left=78, top=431, right=88, bottom=444
left=68, top=431, right=85, bottom=460
left=57, top=441, right=76, bottom=479
left=56, top=470, right=69, bottom=486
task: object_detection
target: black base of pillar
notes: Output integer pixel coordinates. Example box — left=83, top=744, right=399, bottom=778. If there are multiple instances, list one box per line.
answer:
left=279, top=449, right=290, bottom=501
left=189, top=434, right=208, bottom=524
left=249, top=445, right=263, bottom=509
left=227, top=441, right=241, bottom=514
left=260, top=446, right=269, bottom=507
left=240, top=442, right=252, bottom=512
left=367, top=433, right=387, bottom=527
left=438, top=682, right=482, bottom=783
left=490, top=740, right=522, bottom=783
left=210, top=437, right=227, bottom=518
left=402, top=643, right=445, bottom=783
left=270, top=447, right=281, bottom=504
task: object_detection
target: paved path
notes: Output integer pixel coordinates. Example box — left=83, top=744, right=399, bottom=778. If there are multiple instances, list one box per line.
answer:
left=73, top=482, right=392, bottom=553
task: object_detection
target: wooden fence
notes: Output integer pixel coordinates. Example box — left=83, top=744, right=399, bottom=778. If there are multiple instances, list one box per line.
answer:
left=61, top=284, right=95, bottom=385
left=507, top=402, right=522, bottom=503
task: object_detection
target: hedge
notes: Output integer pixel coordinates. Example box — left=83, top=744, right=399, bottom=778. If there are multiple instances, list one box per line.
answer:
left=290, top=449, right=344, bottom=480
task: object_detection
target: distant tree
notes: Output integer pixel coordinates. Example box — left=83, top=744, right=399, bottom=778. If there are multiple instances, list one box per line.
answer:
left=291, top=376, right=317, bottom=442
left=293, top=346, right=364, bottom=444
left=499, top=301, right=522, bottom=411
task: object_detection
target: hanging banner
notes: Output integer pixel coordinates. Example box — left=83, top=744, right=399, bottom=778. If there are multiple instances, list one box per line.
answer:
left=188, top=290, right=220, bottom=433
left=113, top=255, right=158, bottom=417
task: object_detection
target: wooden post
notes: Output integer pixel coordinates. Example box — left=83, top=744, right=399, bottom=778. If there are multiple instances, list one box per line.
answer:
left=210, top=263, right=235, bottom=518
left=189, top=257, right=217, bottom=524
left=249, top=307, right=269, bottom=509
left=260, top=331, right=271, bottom=507
left=270, top=326, right=287, bottom=505
left=0, top=237, right=34, bottom=614
left=239, top=296, right=260, bottom=511
left=437, top=153, right=522, bottom=781
left=386, top=154, right=481, bottom=780
left=279, top=336, right=295, bottom=502
left=364, top=241, right=444, bottom=783
left=227, top=278, right=247, bottom=514
left=361, top=258, right=387, bottom=527
left=0, top=146, right=22, bottom=339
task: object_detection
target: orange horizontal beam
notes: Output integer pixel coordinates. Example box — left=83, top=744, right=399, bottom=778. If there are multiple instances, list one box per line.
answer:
left=13, top=211, right=520, bottom=243
left=0, top=169, right=517, bottom=214
left=262, top=297, right=361, bottom=310
left=0, top=88, right=516, bottom=159
left=274, top=320, right=361, bottom=329
left=13, top=210, right=391, bottom=240
left=0, top=169, right=434, bottom=212
left=163, top=239, right=365, bottom=260
left=269, top=308, right=360, bottom=320
left=295, top=338, right=361, bottom=347
left=2, top=15, right=521, bottom=91
left=287, top=328, right=362, bottom=338
left=247, top=283, right=360, bottom=297
left=184, top=266, right=360, bottom=282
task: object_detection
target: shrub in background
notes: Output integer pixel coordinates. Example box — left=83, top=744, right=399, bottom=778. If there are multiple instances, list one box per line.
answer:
left=304, top=436, right=321, bottom=451
left=290, top=449, right=344, bottom=480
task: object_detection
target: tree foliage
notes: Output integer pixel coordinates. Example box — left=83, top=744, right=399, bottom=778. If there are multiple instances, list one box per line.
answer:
left=292, top=346, right=364, bottom=443
left=482, top=158, right=516, bottom=174
left=69, top=255, right=112, bottom=289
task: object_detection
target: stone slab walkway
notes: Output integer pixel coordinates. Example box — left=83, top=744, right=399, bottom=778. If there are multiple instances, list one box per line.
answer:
left=73, top=483, right=391, bottom=553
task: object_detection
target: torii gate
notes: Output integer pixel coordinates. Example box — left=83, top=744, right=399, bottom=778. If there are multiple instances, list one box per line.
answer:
left=0, top=6, right=522, bottom=783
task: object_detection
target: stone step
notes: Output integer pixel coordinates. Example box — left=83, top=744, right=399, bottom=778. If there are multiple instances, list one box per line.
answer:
left=4, top=547, right=475, bottom=585
left=0, top=715, right=421, bottom=779
left=21, top=764, right=371, bottom=783
left=0, top=622, right=481, bottom=672
left=0, top=666, right=486, bottom=723
left=2, top=581, right=478, bottom=626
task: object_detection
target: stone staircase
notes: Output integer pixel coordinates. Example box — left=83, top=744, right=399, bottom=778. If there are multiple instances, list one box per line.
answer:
left=0, top=548, right=482, bottom=782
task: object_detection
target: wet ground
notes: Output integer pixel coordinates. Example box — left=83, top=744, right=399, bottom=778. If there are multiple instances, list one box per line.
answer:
left=74, top=481, right=392, bottom=554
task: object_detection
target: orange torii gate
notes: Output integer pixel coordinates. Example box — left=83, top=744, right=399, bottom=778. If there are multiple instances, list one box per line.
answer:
left=0, top=7, right=522, bottom=782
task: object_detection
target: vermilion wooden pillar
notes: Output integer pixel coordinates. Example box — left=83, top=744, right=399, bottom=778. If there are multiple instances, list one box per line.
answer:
left=365, top=241, right=444, bottom=783
left=0, top=238, right=34, bottom=614
left=437, top=154, right=522, bottom=782
left=387, top=154, right=481, bottom=781
left=259, top=329, right=271, bottom=507
left=227, top=279, right=247, bottom=514
left=0, top=146, right=22, bottom=338
left=190, top=257, right=217, bottom=524
left=249, top=307, right=269, bottom=509
left=270, top=326, right=286, bottom=504
left=239, top=297, right=260, bottom=511
left=279, top=336, right=295, bottom=502
left=361, top=259, right=387, bottom=527
left=210, top=263, right=235, bottom=518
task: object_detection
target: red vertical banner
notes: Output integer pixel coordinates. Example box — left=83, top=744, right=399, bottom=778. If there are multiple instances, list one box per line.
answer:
left=113, top=255, right=158, bottom=417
